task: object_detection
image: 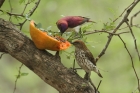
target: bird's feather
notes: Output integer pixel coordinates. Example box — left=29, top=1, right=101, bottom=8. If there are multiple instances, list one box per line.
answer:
left=84, top=48, right=96, bottom=66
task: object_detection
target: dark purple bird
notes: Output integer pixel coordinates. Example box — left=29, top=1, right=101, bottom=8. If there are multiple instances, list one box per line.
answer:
left=56, top=16, right=94, bottom=35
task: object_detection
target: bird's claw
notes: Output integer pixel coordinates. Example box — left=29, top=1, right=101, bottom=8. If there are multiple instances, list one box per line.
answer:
left=69, top=67, right=77, bottom=73
left=68, top=68, right=79, bottom=76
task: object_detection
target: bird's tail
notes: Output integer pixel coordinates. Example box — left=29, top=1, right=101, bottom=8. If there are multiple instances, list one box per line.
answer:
left=88, top=20, right=96, bottom=23
left=97, top=70, right=103, bottom=78
left=94, top=67, right=103, bottom=78
left=82, top=17, right=96, bottom=23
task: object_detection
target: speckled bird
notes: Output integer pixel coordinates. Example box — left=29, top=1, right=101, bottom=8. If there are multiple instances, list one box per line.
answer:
left=56, top=16, right=94, bottom=35
left=72, top=40, right=103, bottom=79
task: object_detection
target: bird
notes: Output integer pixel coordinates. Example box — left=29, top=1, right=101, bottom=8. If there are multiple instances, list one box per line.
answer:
left=72, top=40, right=103, bottom=79
left=56, top=16, right=94, bottom=35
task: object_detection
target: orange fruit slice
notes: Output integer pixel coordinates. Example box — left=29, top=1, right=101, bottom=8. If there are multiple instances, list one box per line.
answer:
left=30, top=20, right=71, bottom=51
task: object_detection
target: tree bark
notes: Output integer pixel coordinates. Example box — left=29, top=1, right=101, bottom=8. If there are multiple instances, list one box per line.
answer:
left=0, top=18, right=95, bottom=93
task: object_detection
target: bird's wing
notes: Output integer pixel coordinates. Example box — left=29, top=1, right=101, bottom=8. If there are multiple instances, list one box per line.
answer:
left=85, top=50, right=96, bottom=66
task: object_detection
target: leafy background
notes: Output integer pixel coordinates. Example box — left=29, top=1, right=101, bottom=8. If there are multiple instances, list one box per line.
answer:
left=0, top=0, right=140, bottom=93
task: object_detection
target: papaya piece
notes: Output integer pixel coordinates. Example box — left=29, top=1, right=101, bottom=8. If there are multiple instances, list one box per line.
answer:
left=30, top=20, right=71, bottom=51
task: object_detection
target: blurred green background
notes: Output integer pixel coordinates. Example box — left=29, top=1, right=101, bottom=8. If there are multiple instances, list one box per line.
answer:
left=0, top=0, right=140, bottom=93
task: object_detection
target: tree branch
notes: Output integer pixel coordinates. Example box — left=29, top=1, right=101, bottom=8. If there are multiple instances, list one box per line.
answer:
left=125, top=21, right=140, bottom=60
left=130, top=10, right=140, bottom=26
left=118, top=35, right=140, bottom=92
left=0, top=18, right=96, bottom=93
left=96, top=0, right=140, bottom=62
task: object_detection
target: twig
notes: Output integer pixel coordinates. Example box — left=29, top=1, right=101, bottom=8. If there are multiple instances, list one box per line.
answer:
left=125, top=21, right=140, bottom=61
left=8, top=0, right=12, bottom=21
left=70, top=30, right=129, bottom=41
left=0, top=0, right=40, bottom=30
left=130, top=10, right=140, bottom=26
left=21, top=0, right=30, bottom=15
left=0, top=0, right=5, bottom=8
left=73, top=59, right=76, bottom=71
left=72, top=59, right=82, bottom=72
left=96, top=80, right=102, bottom=91
left=133, top=24, right=140, bottom=28
left=96, top=0, right=140, bottom=62
left=0, top=10, right=25, bottom=17
left=113, top=0, right=136, bottom=22
left=0, top=0, right=34, bottom=18
left=89, top=78, right=97, bottom=92
left=118, top=24, right=139, bottom=30
left=19, top=0, right=41, bottom=30
left=85, top=30, right=130, bottom=36
left=118, top=35, right=140, bottom=92
left=13, top=64, right=23, bottom=93
left=0, top=52, right=5, bottom=59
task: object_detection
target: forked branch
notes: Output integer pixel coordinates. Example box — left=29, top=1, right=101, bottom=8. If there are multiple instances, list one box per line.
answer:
left=96, top=0, right=140, bottom=62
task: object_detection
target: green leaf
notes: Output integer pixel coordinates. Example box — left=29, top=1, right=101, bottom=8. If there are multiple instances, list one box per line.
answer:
left=0, top=10, right=7, bottom=15
left=67, top=55, right=70, bottom=59
left=19, top=0, right=26, bottom=4
left=25, top=14, right=31, bottom=21
left=31, top=0, right=36, bottom=3
left=103, top=18, right=115, bottom=30
left=81, top=23, right=94, bottom=32
left=46, top=26, right=52, bottom=31
left=14, top=15, right=23, bottom=20
left=20, top=72, right=28, bottom=76
left=36, top=23, right=42, bottom=28
left=15, top=72, right=28, bottom=79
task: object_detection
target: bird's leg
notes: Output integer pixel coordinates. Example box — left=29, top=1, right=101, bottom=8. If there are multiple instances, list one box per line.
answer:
left=72, top=59, right=78, bottom=73
left=84, top=72, right=91, bottom=81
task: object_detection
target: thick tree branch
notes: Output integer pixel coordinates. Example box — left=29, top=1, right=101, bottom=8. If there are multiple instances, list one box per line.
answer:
left=0, top=18, right=96, bottom=93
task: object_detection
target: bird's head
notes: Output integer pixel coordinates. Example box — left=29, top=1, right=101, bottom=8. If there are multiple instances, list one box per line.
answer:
left=72, top=40, right=87, bottom=49
left=56, top=20, right=68, bottom=34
